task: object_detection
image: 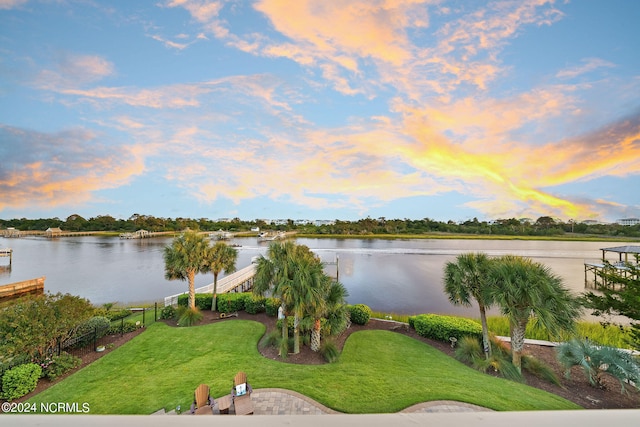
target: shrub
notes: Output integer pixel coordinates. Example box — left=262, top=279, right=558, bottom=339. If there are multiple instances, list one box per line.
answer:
left=217, top=293, right=250, bottom=313
left=320, top=340, right=340, bottom=363
left=557, top=338, right=640, bottom=392
left=265, top=297, right=281, bottom=317
left=349, top=304, right=372, bottom=325
left=412, top=314, right=482, bottom=342
left=1, top=363, right=42, bottom=401
left=244, top=295, right=266, bottom=314
left=104, top=308, right=132, bottom=321
left=77, top=316, right=111, bottom=338
left=177, top=294, right=213, bottom=311
left=177, top=307, right=203, bottom=327
left=160, top=305, right=177, bottom=320
left=107, top=321, right=140, bottom=335
left=42, top=353, right=82, bottom=381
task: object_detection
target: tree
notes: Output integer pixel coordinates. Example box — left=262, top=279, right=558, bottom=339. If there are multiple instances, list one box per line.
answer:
left=488, top=255, right=581, bottom=372
left=163, top=231, right=210, bottom=310
left=444, top=252, right=493, bottom=358
left=253, top=241, right=325, bottom=355
left=307, top=278, right=349, bottom=352
left=0, top=293, right=94, bottom=360
left=583, top=259, right=640, bottom=349
left=205, top=241, right=238, bottom=312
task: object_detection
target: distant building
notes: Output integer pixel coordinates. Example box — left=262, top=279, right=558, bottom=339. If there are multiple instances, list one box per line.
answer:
left=45, top=227, right=62, bottom=237
left=314, top=220, right=335, bottom=226
left=618, top=218, right=640, bottom=226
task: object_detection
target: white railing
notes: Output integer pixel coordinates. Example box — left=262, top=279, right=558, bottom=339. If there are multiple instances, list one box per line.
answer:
left=164, top=264, right=257, bottom=307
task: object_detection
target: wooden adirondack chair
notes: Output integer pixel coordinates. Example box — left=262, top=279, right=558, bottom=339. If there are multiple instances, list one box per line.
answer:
left=190, top=383, right=214, bottom=415
left=232, top=371, right=254, bottom=415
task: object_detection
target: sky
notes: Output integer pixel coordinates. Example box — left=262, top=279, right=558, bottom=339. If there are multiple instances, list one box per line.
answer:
left=1, top=0, right=639, bottom=223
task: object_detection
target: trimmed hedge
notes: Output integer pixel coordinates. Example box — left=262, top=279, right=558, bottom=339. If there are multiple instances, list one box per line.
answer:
left=349, top=304, right=372, bottom=325
left=217, top=293, right=250, bottom=313
left=244, top=295, right=266, bottom=314
left=410, top=314, right=482, bottom=342
left=1, top=363, right=42, bottom=401
left=177, top=294, right=213, bottom=311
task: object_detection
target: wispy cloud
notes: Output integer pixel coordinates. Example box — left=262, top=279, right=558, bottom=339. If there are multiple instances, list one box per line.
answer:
left=556, top=57, right=616, bottom=79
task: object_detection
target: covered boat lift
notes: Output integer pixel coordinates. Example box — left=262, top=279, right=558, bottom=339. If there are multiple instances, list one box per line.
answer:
left=584, top=245, right=640, bottom=290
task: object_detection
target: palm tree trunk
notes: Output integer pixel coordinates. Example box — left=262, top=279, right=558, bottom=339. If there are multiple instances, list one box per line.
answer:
left=479, top=303, right=491, bottom=358
left=510, top=317, right=528, bottom=373
left=187, top=270, right=196, bottom=310
left=293, top=314, right=300, bottom=354
left=311, top=318, right=321, bottom=352
left=280, top=314, right=288, bottom=357
left=211, top=273, right=218, bottom=312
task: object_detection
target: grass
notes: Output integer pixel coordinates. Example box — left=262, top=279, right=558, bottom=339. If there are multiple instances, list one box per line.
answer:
left=486, top=316, right=634, bottom=349
left=26, top=320, right=580, bottom=414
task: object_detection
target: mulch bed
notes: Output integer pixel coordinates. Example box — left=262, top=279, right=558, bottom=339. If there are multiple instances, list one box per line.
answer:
left=10, top=311, right=640, bottom=410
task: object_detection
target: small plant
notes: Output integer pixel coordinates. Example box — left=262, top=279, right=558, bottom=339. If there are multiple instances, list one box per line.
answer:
left=320, top=340, right=340, bottom=363
left=265, top=297, right=281, bottom=317
left=556, top=338, right=640, bottom=392
left=260, top=330, right=281, bottom=349
left=1, top=363, right=42, bottom=401
left=160, top=305, right=177, bottom=320
left=42, top=353, right=82, bottom=381
left=349, top=304, right=372, bottom=325
left=176, top=306, right=203, bottom=327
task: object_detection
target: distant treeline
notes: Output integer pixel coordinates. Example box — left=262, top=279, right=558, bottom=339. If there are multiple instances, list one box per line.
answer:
left=1, top=214, right=639, bottom=238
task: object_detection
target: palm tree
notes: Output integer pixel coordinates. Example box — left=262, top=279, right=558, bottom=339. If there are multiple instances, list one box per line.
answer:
left=307, top=277, right=349, bottom=352
left=444, top=252, right=493, bottom=358
left=253, top=241, right=325, bottom=354
left=163, top=231, right=210, bottom=310
left=205, top=241, right=238, bottom=311
left=488, top=255, right=581, bottom=372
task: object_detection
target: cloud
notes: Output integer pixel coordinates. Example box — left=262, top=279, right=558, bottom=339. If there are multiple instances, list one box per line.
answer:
left=556, top=57, right=616, bottom=79
left=34, top=53, right=115, bottom=90
left=0, top=125, right=145, bottom=211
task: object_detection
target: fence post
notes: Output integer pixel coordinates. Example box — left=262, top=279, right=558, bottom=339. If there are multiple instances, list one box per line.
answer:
left=93, top=327, right=97, bottom=351
left=143, top=307, right=146, bottom=326
left=121, top=317, right=124, bottom=337
left=155, top=302, right=158, bottom=321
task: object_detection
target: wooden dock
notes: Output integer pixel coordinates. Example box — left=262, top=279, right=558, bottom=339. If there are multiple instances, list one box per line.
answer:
left=0, top=276, right=45, bottom=303
left=164, top=264, right=257, bottom=307
left=0, top=248, right=12, bottom=266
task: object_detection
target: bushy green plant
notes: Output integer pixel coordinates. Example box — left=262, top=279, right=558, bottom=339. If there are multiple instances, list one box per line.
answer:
left=177, top=307, right=203, bottom=327
left=412, top=314, right=482, bottom=342
left=104, top=308, right=132, bottom=321
left=42, top=353, right=81, bottom=381
left=244, top=295, right=266, bottom=314
left=260, top=330, right=281, bottom=349
left=217, top=293, right=249, bottom=313
left=107, top=321, right=140, bottom=335
left=557, top=338, right=640, bottom=392
left=453, top=336, right=523, bottom=383
left=77, top=316, right=111, bottom=338
left=177, top=294, right=212, bottom=311
left=160, top=305, right=177, bottom=320
left=1, top=363, right=42, bottom=401
left=349, top=304, right=372, bottom=325
left=265, top=297, right=281, bottom=317
left=320, top=340, right=340, bottom=363
left=276, top=316, right=295, bottom=335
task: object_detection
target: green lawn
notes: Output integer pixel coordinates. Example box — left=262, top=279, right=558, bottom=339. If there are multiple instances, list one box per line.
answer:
left=27, top=320, right=580, bottom=414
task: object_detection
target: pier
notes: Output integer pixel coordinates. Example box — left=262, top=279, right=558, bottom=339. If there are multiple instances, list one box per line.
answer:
left=0, top=248, right=12, bottom=266
left=0, top=277, right=45, bottom=303
left=584, top=245, right=640, bottom=290
left=164, top=264, right=257, bottom=307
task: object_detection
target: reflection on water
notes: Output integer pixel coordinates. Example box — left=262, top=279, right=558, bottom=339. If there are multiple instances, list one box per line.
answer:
left=0, top=236, right=628, bottom=318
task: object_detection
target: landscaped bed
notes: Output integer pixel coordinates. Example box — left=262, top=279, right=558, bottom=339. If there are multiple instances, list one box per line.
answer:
left=21, top=313, right=585, bottom=415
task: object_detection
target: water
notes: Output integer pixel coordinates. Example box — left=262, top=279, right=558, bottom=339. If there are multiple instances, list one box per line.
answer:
left=0, top=236, right=625, bottom=317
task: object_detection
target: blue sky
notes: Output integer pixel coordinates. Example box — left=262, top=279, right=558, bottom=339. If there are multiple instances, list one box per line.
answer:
left=1, top=0, right=639, bottom=222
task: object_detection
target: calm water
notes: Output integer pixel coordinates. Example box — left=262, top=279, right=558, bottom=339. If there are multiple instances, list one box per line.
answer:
left=0, top=236, right=624, bottom=317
